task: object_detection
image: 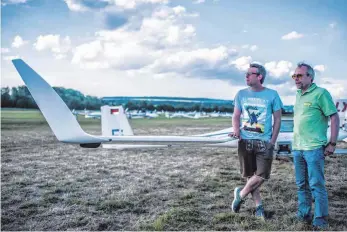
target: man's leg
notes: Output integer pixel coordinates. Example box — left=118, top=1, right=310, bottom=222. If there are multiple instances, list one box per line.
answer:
left=293, top=150, right=312, bottom=222
left=240, top=175, right=264, bottom=199
left=239, top=140, right=268, bottom=199
left=304, top=148, right=329, bottom=228
left=251, top=185, right=262, bottom=207
left=237, top=140, right=271, bottom=219
left=232, top=139, right=256, bottom=213
left=245, top=177, right=262, bottom=207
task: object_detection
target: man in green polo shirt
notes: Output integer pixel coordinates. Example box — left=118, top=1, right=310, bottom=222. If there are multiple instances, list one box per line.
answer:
left=292, top=62, right=340, bottom=229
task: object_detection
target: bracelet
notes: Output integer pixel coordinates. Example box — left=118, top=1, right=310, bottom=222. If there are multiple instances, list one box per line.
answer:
left=329, top=142, right=336, bottom=146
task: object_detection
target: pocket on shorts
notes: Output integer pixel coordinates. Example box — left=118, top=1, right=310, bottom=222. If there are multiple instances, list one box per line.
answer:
left=245, top=139, right=253, bottom=151
left=256, top=140, right=266, bottom=152
left=264, top=141, right=274, bottom=159
left=266, top=142, right=274, bottom=151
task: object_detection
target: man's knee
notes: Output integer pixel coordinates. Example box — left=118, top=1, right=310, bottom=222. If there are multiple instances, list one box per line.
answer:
left=252, top=174, right=265, bottom=185
left=308, top=177, right=326, bottom=193
left=296, top=178, right=307, bottom=189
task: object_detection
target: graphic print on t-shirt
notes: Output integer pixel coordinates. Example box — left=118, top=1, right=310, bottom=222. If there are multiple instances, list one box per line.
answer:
left=242, top=101, right=267, bottom=134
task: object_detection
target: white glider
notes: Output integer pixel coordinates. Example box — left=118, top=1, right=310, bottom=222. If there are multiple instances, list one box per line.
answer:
left=11, top=59, right=236, bottom=148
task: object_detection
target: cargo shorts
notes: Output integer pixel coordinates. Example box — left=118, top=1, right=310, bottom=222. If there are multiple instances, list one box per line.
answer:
left=238, top=139, right=274, bottom=180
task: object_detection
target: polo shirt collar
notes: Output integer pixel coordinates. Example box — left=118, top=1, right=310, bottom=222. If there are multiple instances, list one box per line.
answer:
left=297, top=83, right=317, bottom=95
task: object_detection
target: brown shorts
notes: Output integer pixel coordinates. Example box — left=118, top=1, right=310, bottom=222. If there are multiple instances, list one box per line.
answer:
left=238, top=139, right=274, bottom=180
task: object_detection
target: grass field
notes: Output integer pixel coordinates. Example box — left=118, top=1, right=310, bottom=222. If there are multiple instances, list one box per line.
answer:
left=1, top=109, right=347, bottom=231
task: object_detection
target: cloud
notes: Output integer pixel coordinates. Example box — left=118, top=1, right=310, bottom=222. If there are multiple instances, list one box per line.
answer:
left=111, top=0, right=169, bottom=10
left=68, top=4, right=247, bottom=88
left=329, top=22, right=336, bottom=28
left=264, top=60, right=293, bottom=78
left=281, top=31, right=304, bottom=40
left=249, top=45, right=258, bottom=51
left=64, top=0, right=89, bottom=11
left=11, top=35, right=29, bottom=48
left=267, top=81, right=297, bottom=96
left=230, top=56, right=252, bottom=71
left=193, top=0, right=205, bottom=4
left=314, top=64, right=325, bottom=73
left=71, top=5, right=199, bottom=69
left=265, top=81, right=297, bottom=104
left=54, top=54, right=67, bottom=60
left=2, top=55, right=20, bottom=61
left=64, top=0, right=169, bottom=12
left=1, top=48, right=10, bottom=54
left=318, top=78, right=347, bottom=99
left=34, top=34, right=72, bottom=59
left=1, top=0, right=28, bottom=6
left=149, top=46, right=237, bottom=74
left=241, top=44, right=258, bottom=52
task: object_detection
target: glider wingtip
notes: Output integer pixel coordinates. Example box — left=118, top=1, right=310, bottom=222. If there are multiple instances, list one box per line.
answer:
left=11, top=58, right=24, bottom=66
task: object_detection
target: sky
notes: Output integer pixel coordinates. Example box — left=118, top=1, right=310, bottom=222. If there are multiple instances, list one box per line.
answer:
left=1, top=0, right=347, bottom=104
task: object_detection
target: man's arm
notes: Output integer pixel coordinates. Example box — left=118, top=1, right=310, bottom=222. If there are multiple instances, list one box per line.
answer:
left=324, top=113, right=340, bottom=156
left=270, top=109, right=282, bottom=145
left=329, top=113, right=340, bottom=142
left=232, top=107, right=242, bottom=138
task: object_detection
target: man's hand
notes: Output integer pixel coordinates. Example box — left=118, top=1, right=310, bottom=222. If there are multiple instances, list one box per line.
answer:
left=269, top=140, right=276, bottom=147
left=324, top=143, right=336, bottom=156
left=228, top=130, right=240, bottom=139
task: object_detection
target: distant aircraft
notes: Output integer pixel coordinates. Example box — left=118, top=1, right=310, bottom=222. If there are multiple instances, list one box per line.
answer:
left=165, top=111, right=195, bottom=119
left=71, top=109, right=101, bottom=119
left=83, top=110, right=101, bottom=119
left=11, top=59, right=347, bottom=155
left=126, top=110, right=159, bottom=119
left=335, top=99, right=347, bottom=142
left=335, top=99, right=347, bottom=127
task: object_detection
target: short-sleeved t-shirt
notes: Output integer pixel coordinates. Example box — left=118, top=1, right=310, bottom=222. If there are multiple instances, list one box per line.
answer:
left=234, top=87, right=283, bottom=141
left=293, top=83, right=337, bottom=150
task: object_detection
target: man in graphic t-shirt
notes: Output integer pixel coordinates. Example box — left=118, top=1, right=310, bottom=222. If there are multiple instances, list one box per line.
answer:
left=230, top=63, right=283, bottom=220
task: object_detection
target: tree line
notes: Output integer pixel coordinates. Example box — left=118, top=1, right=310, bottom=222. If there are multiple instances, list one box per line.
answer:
left=1, top=86, right=234, bottom=112
left=1, top=86, right=103, bottom=110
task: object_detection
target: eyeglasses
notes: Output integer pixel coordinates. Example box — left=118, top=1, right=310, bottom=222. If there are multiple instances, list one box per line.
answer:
left=246, top=72, right=259, bottom=77
left=292, top=73, right=309, bottom=79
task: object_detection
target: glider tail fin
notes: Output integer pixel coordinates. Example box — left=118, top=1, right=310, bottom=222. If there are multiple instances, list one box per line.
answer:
left=101, top=105, right=134, bottom=137
left=11, top=59, right=107, bottom=144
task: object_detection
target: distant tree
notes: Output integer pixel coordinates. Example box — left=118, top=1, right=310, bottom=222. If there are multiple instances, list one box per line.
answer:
left=9, top=86, right=38, bottom=108
left=139, top=101, right=148, bottom=110
left=202, top=107, right=212, bottom=113
left=1, top=87, right=13, bottom=107
left=125, top=101, right=137, bottom=110
left=157, top=104, right=174, bottom=112
left=84, top=95, right=103, bottom=110
left=11, top=87, right=19, bottom=106
left=176, top=107, right=185, bottom=112
left=212, top=105, right=219, bottom=112
left=147, top=103, right=155, bottom=111
left=191, top=104, right=200, bottom=112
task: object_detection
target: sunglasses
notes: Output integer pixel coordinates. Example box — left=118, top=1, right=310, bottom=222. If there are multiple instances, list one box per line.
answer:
left=292, top=73, right=309, bottom=79
left=246, top=72, right=259, bottom=77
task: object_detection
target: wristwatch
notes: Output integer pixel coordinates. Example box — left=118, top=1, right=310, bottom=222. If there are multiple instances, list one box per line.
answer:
left=329, top=142, right=337, bottom=146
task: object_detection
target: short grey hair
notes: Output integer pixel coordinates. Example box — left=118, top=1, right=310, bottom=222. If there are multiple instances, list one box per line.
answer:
left=250, top=63, right=266, bottom=84
left=297, top=62, right=315, bottom=81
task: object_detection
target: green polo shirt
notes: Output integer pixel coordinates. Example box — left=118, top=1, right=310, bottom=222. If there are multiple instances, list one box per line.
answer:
left=293, top=83, right=337, bottom=150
